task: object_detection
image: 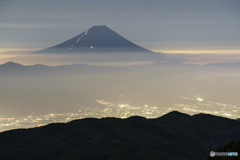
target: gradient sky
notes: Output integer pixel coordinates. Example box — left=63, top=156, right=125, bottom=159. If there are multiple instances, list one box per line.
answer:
left=1, top=0, right=240, bottom=56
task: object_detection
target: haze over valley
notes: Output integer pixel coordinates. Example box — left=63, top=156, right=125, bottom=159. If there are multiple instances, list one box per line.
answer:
left=1, top=60, right=240, bottom=132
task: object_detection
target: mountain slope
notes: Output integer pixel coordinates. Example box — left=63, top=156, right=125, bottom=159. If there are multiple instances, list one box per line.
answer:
left=0, top=111, right=240, bottom=160
left=34, top=25, right=154, bottom=54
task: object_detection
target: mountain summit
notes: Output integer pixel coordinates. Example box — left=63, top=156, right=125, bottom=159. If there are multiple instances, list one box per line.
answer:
left=29, top=25, right=163, bottom=64
left=34, top=25, right=154, bottom=54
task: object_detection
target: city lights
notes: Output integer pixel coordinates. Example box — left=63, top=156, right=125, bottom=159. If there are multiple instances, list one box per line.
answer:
left=0, top=96, right=239, bottom=133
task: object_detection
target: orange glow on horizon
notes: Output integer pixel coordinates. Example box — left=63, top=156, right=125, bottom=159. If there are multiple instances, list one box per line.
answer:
left=0, top=48, right=38, bottom=53
left=153, top=49, right=240, bottom=55
left=0, top=49, right=36, bottom=60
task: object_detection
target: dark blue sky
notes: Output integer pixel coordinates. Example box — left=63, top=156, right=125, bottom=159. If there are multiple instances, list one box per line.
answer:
left=0, top=0, right=240, bottom=56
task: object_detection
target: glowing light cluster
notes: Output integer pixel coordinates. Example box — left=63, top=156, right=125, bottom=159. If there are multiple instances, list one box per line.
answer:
left=197, top=98, right=203, bottom=102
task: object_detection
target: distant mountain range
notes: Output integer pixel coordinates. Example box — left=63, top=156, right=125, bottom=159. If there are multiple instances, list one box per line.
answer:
left=2, top=61, right=240, bottom=71
left=1, top=61, right=240, bottom=77
left=0, top=111, right=240, bottom=160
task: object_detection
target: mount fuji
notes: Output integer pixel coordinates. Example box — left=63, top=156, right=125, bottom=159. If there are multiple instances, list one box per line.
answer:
left=33, top=25, right=160, bottom=56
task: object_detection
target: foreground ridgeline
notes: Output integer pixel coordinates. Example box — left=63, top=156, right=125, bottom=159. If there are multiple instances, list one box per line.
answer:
left=0, top=111, right=240, bottom=160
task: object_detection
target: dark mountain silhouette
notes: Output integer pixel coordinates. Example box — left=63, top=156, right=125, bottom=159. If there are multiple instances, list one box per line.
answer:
left=0, top=61, right=26, bottom=74
left=26, top=25, right=164, bottom=63
left=0, top=111, right=240, bottom=160
left=33, top=25, right=156, bottom=54
left=1, top=61, right=24, bottom=68
left=0, top=62, right=50, bottom=75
